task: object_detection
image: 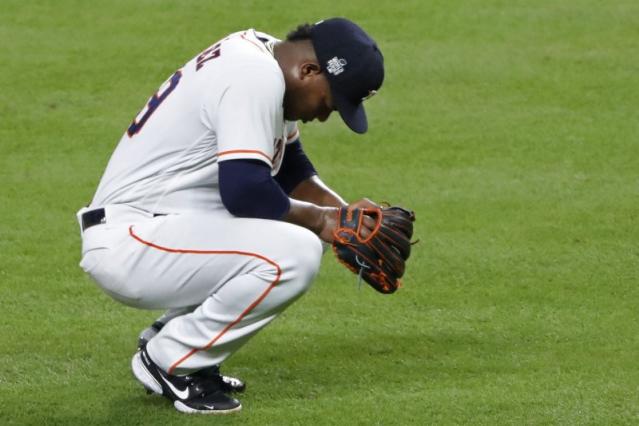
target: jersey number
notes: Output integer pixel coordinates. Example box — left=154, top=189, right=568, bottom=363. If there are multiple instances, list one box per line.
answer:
left=196, top=43, right=221, bottom=71
left=127, top=70, right=183, bottom=137
left=127, top=43, right=223, bottom=137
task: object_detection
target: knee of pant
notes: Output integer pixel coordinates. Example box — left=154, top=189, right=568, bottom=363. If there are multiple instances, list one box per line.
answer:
left=280, top=227, right=323, bottom=287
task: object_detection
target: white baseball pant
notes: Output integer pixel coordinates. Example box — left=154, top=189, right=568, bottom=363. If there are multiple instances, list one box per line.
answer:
left=78, top=205, right=322, bottom=375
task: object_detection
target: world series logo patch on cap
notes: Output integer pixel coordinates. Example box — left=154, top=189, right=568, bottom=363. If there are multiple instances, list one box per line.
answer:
left=326, top=57, right=347, bottom=76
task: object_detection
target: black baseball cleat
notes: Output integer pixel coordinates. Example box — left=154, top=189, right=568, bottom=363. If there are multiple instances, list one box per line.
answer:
left=195, top=365, right=247, bottom=394
left=137, top=321, right=165, bottom=349
left=132, top=346, right=242, bottom=414
left=137, top=322, right=246, bottom=393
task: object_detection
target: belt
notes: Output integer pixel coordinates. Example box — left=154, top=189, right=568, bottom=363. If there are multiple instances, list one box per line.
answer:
left=80, top=208, right=165, bottom=232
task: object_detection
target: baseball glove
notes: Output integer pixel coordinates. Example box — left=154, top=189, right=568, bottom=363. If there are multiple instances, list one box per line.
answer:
left=332, top=206, right=416, bottom=294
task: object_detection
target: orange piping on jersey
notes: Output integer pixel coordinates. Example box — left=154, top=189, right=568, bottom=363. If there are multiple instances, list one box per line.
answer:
left=286, top=129, right=300, bottom=142
left=218, top=149, right=272, bottom=164
left=240, top=32, right=268, bottom=53
left=128, top=226, right=282, bottom=375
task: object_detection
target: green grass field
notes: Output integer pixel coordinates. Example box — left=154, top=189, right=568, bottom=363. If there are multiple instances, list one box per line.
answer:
left=1, top=0, right=638, bottom=424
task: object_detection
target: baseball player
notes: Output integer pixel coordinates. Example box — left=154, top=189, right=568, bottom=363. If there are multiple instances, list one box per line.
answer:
left=77, top=18, right=384, bottom=414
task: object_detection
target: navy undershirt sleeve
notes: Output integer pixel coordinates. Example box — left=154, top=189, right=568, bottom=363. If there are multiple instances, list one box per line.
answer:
left=218, top=159, right=291, bottom=220
left=274, top=139, right=318, bottom=194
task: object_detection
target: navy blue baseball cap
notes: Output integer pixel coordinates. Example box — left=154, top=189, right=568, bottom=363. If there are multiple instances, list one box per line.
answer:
left=310, top=18, right=384, bottom=134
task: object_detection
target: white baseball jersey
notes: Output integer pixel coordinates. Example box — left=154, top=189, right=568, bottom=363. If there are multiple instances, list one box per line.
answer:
left=90, top=29, right=299, bottom=214
left=78, top=29, right=323, bottom=378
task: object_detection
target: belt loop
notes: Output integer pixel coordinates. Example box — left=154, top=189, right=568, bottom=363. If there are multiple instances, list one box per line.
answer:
left=81, top=208, right=106, bottom=232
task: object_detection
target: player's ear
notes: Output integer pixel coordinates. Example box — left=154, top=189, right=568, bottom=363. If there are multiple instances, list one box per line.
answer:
left=300, top=62, right=322, bottom=80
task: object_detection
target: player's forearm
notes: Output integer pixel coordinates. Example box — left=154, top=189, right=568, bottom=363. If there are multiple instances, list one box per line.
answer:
left=289, top=175, right=347, bottom=208
left=283, top=198, right=338, bottom=243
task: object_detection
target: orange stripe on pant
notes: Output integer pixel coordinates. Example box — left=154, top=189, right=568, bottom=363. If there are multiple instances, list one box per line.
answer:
left=128, top=225, right=282, bottom=375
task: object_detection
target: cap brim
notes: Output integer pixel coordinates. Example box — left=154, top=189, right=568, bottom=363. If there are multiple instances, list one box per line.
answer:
left=334, top=92, right=368, bottom=134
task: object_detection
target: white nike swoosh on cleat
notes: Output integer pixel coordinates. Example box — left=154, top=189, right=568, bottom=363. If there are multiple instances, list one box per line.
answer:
left=159, top=374, right=190, bottom=400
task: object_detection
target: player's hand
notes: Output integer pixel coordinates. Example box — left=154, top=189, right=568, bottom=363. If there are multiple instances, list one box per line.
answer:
left=317, top=201, right=378, bottom=243
left=287, top=199, right=380, bottom=243
left=347, top=199, right=379, bottom=240
left=317, top=207, right=340, bottom=243
left=349, top=198, right=380, bottom=210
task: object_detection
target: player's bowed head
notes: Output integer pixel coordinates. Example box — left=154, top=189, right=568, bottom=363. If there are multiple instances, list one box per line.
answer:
left=274, top=18, right=384, bottom=134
